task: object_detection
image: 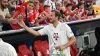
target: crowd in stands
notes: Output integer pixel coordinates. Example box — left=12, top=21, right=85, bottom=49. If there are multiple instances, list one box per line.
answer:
left=0, top=0, right=99, bottom=31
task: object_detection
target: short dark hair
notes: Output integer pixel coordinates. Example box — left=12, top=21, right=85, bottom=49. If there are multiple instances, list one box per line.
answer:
left=51, top=10, right=61, bottom=20
left=43, top=5, right=50, bottom=9
left=66, top=3, right=73, bottom=7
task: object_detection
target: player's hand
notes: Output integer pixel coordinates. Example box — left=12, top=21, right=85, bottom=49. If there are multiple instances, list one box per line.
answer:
left=55, top=45, right=66, bottom=50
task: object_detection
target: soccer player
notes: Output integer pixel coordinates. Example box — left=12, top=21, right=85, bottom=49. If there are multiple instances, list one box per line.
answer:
left=18, top=10, right=76, bottom=56
left=0, top=38, right=17, bottom=56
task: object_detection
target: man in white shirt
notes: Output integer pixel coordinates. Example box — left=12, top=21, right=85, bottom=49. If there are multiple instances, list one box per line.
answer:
left=0, top=38, right=17, bottom=56
left=18, top=10, right=76, bottom=56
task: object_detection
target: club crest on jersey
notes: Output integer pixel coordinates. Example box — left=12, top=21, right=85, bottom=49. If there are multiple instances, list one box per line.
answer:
left=53, top=33, right=59, bottom=40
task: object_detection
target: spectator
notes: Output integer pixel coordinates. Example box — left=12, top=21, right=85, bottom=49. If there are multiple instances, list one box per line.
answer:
left=56, top=2, right=62, bottom=11
left=62, top=1, right=68, bottom=11
left=87, top=5, right=96, bottom=18
left=35, top=5, right=51, bottom=25
left=76, top=2, right=87, bottom=20
left=44, top=0, right=56, bottom=11
left=0, top=0, right=11, bottom=20
left=0, top=38, right=17, bottom=56
left=0, top=0, right=20, bottom=31
left=56, top=2, right=65, bottom=22
left=38, top=0, right=45, bottom=13
left=9, top=0, right=40, bottom=18
left=10, top=1, right=35, bottom=29
left=64, top=3, right=78, bottom=21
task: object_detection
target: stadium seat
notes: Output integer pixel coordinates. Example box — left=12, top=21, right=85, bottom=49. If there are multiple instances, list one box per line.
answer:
left=17, top=42, right=34, bottom=56
left=33, top=40, right=43, bottom=56
left=70, top=44, right=79, bottom=56
left=42, top=40, right=49, bottom=56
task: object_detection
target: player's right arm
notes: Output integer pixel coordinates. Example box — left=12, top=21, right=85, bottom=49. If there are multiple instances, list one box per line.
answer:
left=18, top=20, right=41, bottom=36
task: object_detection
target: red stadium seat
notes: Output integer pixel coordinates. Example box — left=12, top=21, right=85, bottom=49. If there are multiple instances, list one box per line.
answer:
left=17, top=42, right=34, bottom=56
left=70, top=44, right=79, bottom=56
left=42, top=40, right=49, bottom=56
left=33, top=40, right=43, bottom=56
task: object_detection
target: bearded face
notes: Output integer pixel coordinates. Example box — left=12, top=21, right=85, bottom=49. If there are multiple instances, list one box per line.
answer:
left=0, top=0, right=8, bottom=9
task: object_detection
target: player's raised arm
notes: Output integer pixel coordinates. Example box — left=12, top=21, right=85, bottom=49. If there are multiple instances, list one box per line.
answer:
left=18, top=20, right=41, bottom=36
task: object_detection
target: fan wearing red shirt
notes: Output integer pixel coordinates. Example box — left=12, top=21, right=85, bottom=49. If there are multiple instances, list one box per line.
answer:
left=10, top=1, right=35, bottom=29
left=22, top=0, right=44, bottom=13
left=21, top=0, right=41, bottom=26
left=35, top=5, right=51, bottom=25
left=64, top=3, right=78, bottom=21
left=76, top=3, right=87, bottom=20
left=38, top=0, right=45, bottom=13
left=33, top=1, right=40, bottom=18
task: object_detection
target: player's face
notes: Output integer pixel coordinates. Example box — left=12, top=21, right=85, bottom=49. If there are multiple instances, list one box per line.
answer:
left=49, top=12, right=56, bottom=24
left=1, top=0, right=8, bottom=8
left=27, top=3, right=34, bottom=11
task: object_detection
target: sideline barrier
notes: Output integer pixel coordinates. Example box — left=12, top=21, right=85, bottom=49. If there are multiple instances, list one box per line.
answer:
left=0, top=26, right=44, bottom=35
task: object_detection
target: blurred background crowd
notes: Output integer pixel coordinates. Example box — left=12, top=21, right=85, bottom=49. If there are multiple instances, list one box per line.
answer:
left=0, top=0, right=100, bottom=31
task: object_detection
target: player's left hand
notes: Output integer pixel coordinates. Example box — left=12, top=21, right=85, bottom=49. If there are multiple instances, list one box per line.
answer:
left=55, top=45, right=66, bottom=50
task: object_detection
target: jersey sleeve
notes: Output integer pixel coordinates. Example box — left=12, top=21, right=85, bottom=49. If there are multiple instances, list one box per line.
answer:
left=65, top=24, right=74, bottom=38
left=38, top=26, right=48, bottom=36
left=6, top=43, right=17, bottom=56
